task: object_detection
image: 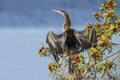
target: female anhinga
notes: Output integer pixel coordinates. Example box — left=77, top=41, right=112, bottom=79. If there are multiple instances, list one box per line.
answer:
left=46, top=9, right=97, bottom=73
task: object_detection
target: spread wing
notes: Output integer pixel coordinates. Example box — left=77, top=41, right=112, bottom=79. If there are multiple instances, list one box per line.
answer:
left=46, top=31, right=67, bottom=62
left=74, top=30, right=92, bottom=52
left=74, top=29, right=97, bottom=52
left=87, top=28, right=97, bottom=44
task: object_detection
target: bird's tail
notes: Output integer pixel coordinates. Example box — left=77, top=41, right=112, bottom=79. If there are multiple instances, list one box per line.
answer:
left=68, top=57, right=74, bottom=74
left=51, top=52, right=59, bottom=63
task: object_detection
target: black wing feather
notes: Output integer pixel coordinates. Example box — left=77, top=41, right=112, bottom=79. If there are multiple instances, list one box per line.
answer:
left=46, top=31, right=67, bottom=62
left=74, top=30, right=91, bottom=51
left=46, top=29, right=97, bottom=62
left=74, top=29, right=97, bottom=52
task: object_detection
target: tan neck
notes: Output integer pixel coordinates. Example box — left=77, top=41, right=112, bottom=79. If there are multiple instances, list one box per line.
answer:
left=62, top=23, right=70, bottom=32
left=52, top=9, right=71, bottom=32
left=64, top=13, right=71, bottom=26
left=62, top=13, right=71, bottom=32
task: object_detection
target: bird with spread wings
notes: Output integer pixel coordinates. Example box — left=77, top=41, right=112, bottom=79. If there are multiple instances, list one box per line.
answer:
left=46, top=9, right=97, bottom=74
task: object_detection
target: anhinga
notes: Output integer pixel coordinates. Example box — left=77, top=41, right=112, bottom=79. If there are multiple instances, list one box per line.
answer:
left=46, top=9, right=97, bottom=73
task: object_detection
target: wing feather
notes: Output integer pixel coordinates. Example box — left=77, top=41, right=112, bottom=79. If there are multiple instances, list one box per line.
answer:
left=86, top=29, right=97, bottom=45
left=46, top=31, right=67, bottom=55
left=74, top=30, right=92, bottom=51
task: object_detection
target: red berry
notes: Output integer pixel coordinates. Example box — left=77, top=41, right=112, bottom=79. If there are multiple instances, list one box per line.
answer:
left=39, top=47, right=44, bottom=52
left=96, top=23, right=102, bottom=27
left=72, top=55, right=80, bottom=63
left=94, top=13, right=100, bottom=17
left=107, top=1, right=114, bottom=8
left=106, top=64, right=112, bottom=69
left=112, top=27, right=118, bottom=32
left=92, top=52, right=99, bottom=57
left=48, top=65, right=52, bottom=71
left=107, top=12, right=113, bottom=17
left=118, top=22, right=120, bottom=26
left=86, top=23, right=92, bottom=28
left=102, top=40, right=107, bottom=46
left=97, top=34, right=101, bottom=38
left=105, top=24, right=110, bottom=28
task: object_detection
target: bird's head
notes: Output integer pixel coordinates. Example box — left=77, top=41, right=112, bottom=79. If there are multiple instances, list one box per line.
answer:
left=52, top=9, right=66, bottom=16
left=52, top=9, right=71, bottom=32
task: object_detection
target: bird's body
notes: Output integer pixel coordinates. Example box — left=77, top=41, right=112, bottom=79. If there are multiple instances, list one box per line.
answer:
left=46, top=9, right=97, bottom=73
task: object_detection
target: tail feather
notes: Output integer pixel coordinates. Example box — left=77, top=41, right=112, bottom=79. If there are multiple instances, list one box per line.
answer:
left=68, top=57, right=74, bottom=74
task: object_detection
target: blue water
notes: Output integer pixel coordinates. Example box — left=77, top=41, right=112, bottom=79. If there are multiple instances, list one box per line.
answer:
left=1, top=0, right=120, bottom=28
left=0, top=28, right=52, bottom=80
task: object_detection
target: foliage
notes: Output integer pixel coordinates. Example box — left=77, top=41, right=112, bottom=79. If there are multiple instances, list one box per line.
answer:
left=38, top=0, right=120, bottom=79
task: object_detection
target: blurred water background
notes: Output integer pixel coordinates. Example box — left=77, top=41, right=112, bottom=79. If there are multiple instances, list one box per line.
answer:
left=0, top=0, right=120, bottom=80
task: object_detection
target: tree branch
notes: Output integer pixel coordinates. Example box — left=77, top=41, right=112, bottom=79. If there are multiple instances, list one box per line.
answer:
left=81, top=50, right=120, bottom=78
left=100, top=50, right=120, bottom=62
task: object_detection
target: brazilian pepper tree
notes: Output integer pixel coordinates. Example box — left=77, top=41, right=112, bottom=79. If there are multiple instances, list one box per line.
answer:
left=38, top=0, right=120, bottom=80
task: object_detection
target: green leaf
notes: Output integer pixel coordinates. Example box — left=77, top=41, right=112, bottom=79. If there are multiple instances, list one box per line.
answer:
left=118, top=55, right=120, bottom=62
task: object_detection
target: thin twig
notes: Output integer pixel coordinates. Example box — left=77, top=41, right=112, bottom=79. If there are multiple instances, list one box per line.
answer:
left=82, top=50, right=120, bottom=78
left=112, top=54, right=120, bottom=62
left=53, top=56, right=66, bottom=80
left=100, top=50, right=120, bottom=62
left=82, top=61, right=95, bottom=76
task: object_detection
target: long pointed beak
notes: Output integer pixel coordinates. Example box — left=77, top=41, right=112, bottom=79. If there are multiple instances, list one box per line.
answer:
left=52, top=9, right=60, bottom=13
left=52, top=9, right=58, bottom=12
left=52, top=9, right=63, bottom=14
